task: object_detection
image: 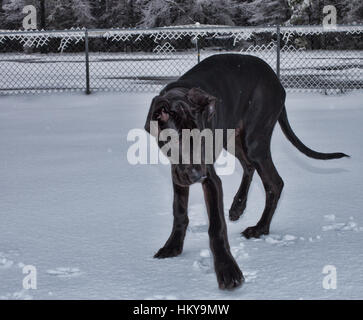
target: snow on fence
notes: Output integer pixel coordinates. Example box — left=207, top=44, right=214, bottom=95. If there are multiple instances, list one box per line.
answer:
left=0, top=25, right=362, bottom=95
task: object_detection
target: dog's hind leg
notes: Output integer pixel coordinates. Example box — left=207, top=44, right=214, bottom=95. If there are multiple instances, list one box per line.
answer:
left=229, top=140, right=255, bottom=221
left=239, top=79, right=285, bottom=238
left=154, top=183, right=189, bottom=258
left=242, top=143, right=284, bottom=239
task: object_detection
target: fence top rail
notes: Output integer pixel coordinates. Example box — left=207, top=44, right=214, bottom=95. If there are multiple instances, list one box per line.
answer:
left=0, top=24, right=362, bottom=37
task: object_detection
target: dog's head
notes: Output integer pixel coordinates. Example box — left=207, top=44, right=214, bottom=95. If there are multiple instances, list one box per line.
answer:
left=144, top=87, right=216, bottom=186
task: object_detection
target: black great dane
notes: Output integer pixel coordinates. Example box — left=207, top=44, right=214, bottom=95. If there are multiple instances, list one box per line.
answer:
left=144, top=54, right=348, bottom=289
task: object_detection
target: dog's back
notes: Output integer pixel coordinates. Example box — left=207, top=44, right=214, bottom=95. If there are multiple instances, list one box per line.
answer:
left=179, top=54, right=282, bottom=92
left=162, top=54, right=285, bottom=130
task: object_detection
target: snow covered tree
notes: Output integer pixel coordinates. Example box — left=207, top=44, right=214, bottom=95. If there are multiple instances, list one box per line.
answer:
left=137, top=0, right=239, bottom=27
left=47, top=0, right=94, bottom=29
left=0, top=0, right=4, bottom=28
left=39, top=0, right=45, bottom=28
left=346, top=0, right=363, bottom=24
left=286, top=0, right=363, bottom=26
left=0, top=0, right=361, bottom=30
left=2, top=0, right=27, bottom=29
left=1, top=0, right=49, bottom=30
left=98, top=0, right=141, bottom=28
left=331, top=0, right=363, bottom=25
left=47, top=0, right=74, bottom=29
left=136, top=0, right=194, bottom=27
left=87, top=0, right=140, bottom=28
left=239, top=0, right=291, bottom=26
left=193, top=0, right=239, bottom=26
left=286, top=0, right=313, bottom=25
left=73, top=0, right=94, bottom=27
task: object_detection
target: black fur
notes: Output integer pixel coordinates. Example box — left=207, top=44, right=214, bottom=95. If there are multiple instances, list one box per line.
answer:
left=144, top=54, right=348, bottom=289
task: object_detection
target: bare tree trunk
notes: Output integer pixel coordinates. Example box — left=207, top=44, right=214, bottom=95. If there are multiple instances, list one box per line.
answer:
left=128, top=0, right=136, bottom=27
left=0, top=0, right=3, bottom=29
left=39, top=0, right=47, bottom=53
left=39, top=0, right=46, bottom=29
left=106, top=0, right=112, bottom=13
left=90, top=0, right=106, bottom=27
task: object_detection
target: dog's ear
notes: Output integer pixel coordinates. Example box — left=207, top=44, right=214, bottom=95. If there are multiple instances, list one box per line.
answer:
left=144, top=97, right=157, bottom=134
left=187, top=87, right=216, bottom=121
left=145, top=97, right=170, bottom=135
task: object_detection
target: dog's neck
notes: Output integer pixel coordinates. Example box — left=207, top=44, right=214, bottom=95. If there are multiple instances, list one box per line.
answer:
left=162, top=87, right=189, bottom=99
left=160, top=80, right=195, bottom=95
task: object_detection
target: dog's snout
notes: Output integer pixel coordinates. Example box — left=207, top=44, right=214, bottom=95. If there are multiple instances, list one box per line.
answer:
left=190, top=168, right=200, bottom=179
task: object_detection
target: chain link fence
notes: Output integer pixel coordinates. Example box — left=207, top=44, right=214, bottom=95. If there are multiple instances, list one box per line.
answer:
left=0, top=25, right=362, bottom=95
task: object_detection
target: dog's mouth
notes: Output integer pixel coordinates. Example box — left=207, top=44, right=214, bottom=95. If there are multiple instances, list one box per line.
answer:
left=197, top=175, right=208, bottom=183
left=174, top=176, right=207, bottom=187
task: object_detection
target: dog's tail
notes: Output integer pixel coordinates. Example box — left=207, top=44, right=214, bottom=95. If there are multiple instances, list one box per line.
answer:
left=278, top=106, right=349, bottom=160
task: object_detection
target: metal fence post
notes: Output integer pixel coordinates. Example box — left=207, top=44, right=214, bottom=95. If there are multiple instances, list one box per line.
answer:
left=276, top=24, right=280, bottom=80
left=85, top=29, right=91, bottom=94
left=196, top=35, right=200, bottom=64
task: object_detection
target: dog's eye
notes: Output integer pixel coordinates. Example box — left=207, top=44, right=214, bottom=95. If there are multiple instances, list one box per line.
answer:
left=159, top=106, right=169, bottom=116
left=153, top=106, right=167, bottom=120
left=157, top=106, right=167, bottom=115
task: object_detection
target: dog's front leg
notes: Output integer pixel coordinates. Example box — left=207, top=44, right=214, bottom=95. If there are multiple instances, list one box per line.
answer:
left=154, top=182, right=189, bottom=258
left=202, top=166, right=244, bottom=289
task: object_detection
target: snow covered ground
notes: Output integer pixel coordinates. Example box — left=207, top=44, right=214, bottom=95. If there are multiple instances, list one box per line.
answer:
left=0, top=91, right=362, bottom=300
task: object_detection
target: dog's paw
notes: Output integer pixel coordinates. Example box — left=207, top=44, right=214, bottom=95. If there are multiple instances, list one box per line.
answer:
left=242, top=225, right=269, bottom=239
left=215, top=257, right=244, bottom=290
left=154, top=246, right=182, bottom=259
left=229, top=208, right=243, bottom=221
left=229, top=200, right=246, bottom=221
